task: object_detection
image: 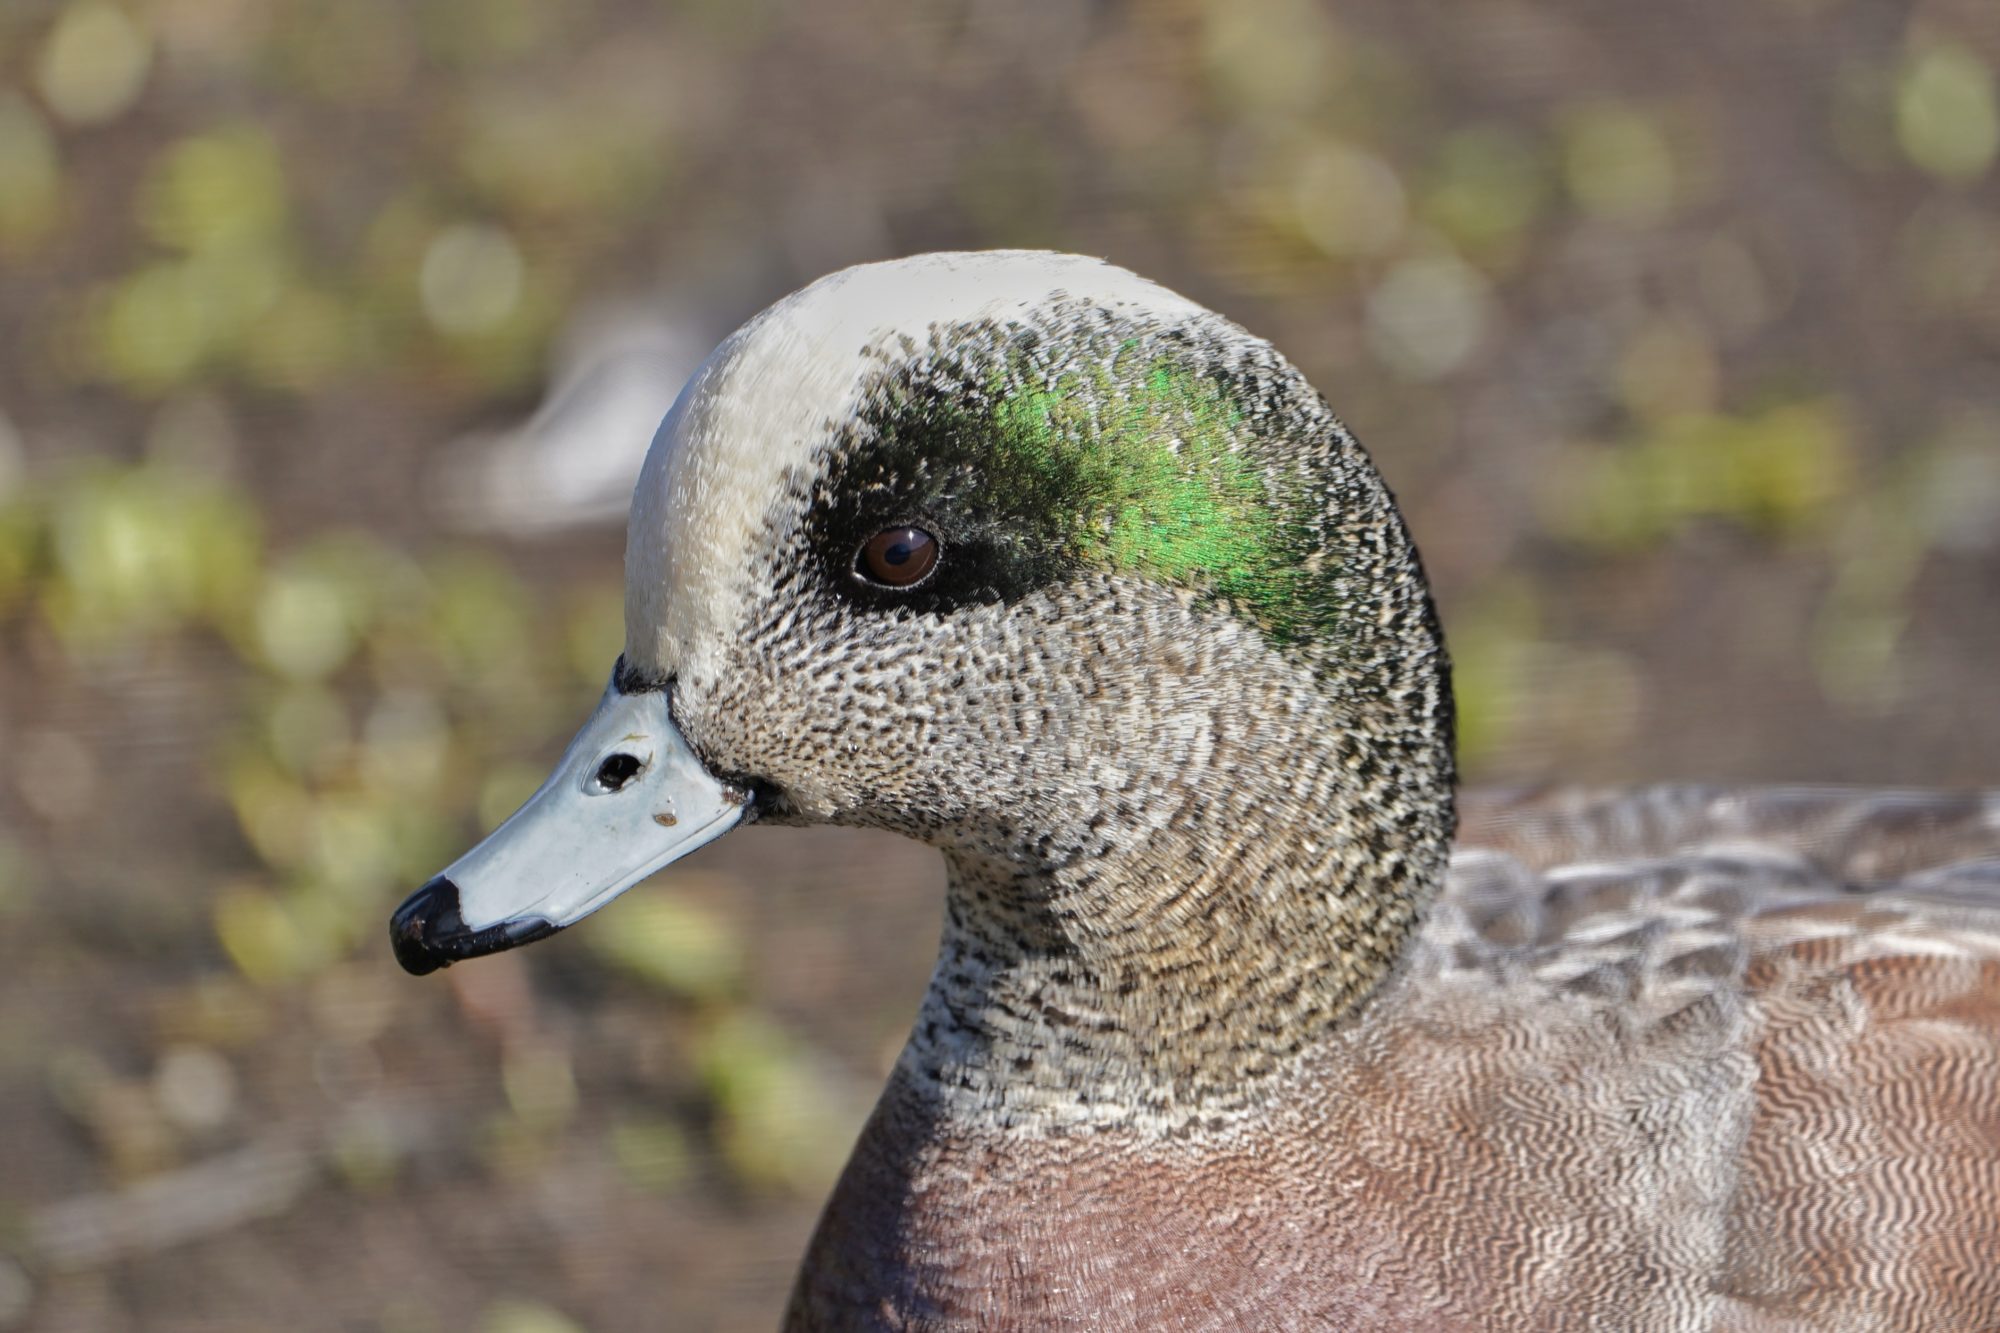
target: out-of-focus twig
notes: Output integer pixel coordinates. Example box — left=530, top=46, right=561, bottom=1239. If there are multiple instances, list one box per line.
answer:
left=25, top=1097, right=437, bottom=1272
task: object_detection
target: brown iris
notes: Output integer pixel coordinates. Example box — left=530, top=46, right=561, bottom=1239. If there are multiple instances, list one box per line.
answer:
left=857, top=526, right=939, bottom=588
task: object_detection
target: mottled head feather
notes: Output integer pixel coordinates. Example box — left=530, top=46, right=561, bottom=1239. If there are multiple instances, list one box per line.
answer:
left=625, top=251, right=1207, bottom=682
left=621, top=250, right=1455, bottom=1129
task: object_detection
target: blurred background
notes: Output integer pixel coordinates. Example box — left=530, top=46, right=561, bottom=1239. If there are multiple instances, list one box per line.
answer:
left=0, top=0, right=1996, bottom=1328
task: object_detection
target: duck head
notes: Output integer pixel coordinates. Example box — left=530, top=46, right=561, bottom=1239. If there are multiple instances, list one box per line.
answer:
left=393, top=251, right=1454, bottom=1115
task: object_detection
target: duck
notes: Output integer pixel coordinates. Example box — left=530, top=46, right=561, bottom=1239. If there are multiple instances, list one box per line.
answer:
left=389, top=250, right=2000, bottom=1331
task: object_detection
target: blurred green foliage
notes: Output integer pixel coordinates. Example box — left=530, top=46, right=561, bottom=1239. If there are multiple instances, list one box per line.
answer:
left=1421, top=125, right=1550, bottom=262
left=0, top=95, right=61, bottom=250
left=43, top=458, right=260, bottom=644
left=1560, top=104, right=1679, bottom=224
left=1896, top=40, right=1999, bottom=182
left=1547, top=401, right=1853, bottom=549
left=586, top=890, right=745, bottom=1004
left=607, top=1114, right=692, bottom=1194
left=16, top=5, right=621, bottom=402
left=2, top=444, right=841, bottom=1204
left=696, top=1012, right=856, bottom=1194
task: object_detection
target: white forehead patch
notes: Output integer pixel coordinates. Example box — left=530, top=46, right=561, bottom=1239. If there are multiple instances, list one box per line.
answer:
left=623, top=250, right=1209, bottom=682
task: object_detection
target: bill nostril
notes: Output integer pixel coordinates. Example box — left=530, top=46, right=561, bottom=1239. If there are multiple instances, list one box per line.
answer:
left=595, top=752, right=644, bottom=791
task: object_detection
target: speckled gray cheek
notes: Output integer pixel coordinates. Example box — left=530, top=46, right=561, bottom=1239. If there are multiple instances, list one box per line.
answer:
left=630, top=293, right=1452, bottom=1150
left=658, top=319, right=1455, bottom=1131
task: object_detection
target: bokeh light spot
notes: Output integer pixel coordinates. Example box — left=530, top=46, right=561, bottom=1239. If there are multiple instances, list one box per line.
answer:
left=36, top=1, right=154, bottom=126
left=141, top=127, right=289, bottom=254
left=1292, top=140, right=1406, bottom=259
left=1365, top=253, right=1492, bottom=381
left=1562, top=103, right=1676, bottom=222
left=1896, top=42, right=1999, bottom=182
left=420, top=224, right=525, bottom=336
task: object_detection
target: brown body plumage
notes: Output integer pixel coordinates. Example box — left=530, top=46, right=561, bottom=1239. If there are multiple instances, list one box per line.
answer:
left=792, top=787, right=2000, bottom=1331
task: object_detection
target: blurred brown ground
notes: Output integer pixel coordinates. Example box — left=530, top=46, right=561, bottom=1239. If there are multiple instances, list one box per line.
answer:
left=0, top=1, right=1996, bottom=1329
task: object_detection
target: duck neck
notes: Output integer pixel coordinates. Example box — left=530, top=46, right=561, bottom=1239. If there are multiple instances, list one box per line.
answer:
left=898, top=653, right=1456, bottom=1134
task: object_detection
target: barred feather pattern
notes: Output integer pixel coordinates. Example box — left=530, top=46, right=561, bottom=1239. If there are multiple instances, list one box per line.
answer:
left=790, top=787, right=2000, bottom=1331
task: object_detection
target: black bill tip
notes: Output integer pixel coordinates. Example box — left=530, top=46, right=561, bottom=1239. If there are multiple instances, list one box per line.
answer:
left=389, top=875, right=559, bottom=976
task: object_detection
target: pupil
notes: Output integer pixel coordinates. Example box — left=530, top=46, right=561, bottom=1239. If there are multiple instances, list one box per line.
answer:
left=885, top=541, right=913, bottom=566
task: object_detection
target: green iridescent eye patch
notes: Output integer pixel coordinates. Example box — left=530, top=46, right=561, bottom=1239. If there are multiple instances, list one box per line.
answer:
left=827, top=317, right=1342, bottom=649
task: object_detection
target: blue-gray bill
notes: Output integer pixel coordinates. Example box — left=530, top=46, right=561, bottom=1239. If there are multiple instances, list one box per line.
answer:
left=389, top=671, right=750, bottom=976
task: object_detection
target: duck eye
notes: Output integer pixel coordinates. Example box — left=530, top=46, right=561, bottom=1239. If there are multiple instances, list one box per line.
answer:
left=856, top=526, right=939, bottom=588
left=594, top=752, right=645, bottom=792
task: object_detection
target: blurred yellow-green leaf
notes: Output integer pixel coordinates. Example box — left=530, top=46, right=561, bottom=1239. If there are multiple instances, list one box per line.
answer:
left=1561, top=103, right=1676, bottom=223
left=0, top=96, right=61, bottom=250
left=1290, top=139, right=1406, bottom=259
left=422, top=0, right=571, bottom=67
left=242, top=285, right=356, bottom=391
left=587, top=886, right=746, bottom=1003
left=563, top=583, right=626, bottom=693
left=1200, top=0, right=1346, bottom=119
left=1895, top=42, right=1999, bottom=183
left=476, top=760, right=546, bottom=833
left=43, top=461, right=262, bottom=644
left=424, top=551, right=540, bottom=707
left=263, top=684, right=353, bottom=782
left=140, top=126, right=289, bottom=254
left=1444, top=578, right=1542, bottom=770
left=1422, top=124, right=1549, bottom=259
left=0, top=495, right=35, bottom=615
left=1547, top=400, right=1853, bottom=549
left=608, top=1115, right=691, bottom=1194
left=273, top=0, right=417, bottom=106
left=253, top=562, right=364, bottom=682
left=304, top=793, right=408, bottom=896
left=1908, top=410, right=2000, bottom=549
left=93, top=263, right=218, bottom=391
left=244, top=532, right=414, bottom=682
left=227, top=754, right=317, bottom=872
left=329, top=1107, right=407, bottom=1192
left=92, top=246, right=297, bottom=392
left=213, top=886, right=328, bottom=985
left=36, top=1, right=153, bottom=127
left=457, top=92, right=673, bottom=223
left=697, top=1011, right=851, bottom=1194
